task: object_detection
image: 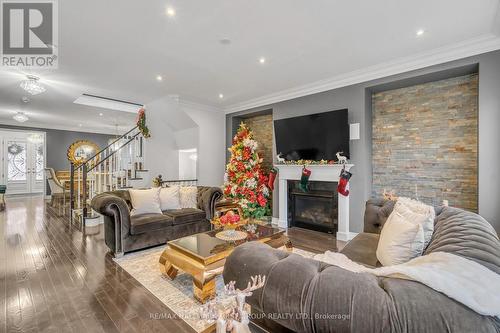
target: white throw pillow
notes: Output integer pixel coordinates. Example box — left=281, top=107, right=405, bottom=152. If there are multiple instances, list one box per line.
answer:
left=179, top=186, right=198, bottom=209
left=376, top=211, right=425, bottom=266
left=159, top=186, right=181, bottom=210
left=395, top=197, right=435, bottom=248
left=128, top=188, right=162, bottom=216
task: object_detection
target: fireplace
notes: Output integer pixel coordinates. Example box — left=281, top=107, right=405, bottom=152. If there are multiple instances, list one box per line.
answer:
left=274, top=164, right=353, bottom=241
left=288, top=180, right=338, bottom=233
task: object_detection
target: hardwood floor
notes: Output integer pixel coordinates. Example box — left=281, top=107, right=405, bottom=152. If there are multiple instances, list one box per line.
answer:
left=1, top=196, right=194, bottom=333
left=286, top=227, right=346, bottom=253
left=0, top=196, right=344, bottom=332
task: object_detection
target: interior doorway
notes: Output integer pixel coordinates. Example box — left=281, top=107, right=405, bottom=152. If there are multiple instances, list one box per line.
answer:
left=178, top=148, right=197, bottom=180
left=0, top=130, right=46, bottom=195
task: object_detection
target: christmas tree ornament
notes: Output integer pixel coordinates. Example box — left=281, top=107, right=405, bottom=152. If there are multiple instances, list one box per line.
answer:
left=268, top=168, right=278, bottom=191
left=299, top=166, right=311, bottom=192
left=224, top=122, right=271, bottom=218
left=337, top=166, right=352, bottom=196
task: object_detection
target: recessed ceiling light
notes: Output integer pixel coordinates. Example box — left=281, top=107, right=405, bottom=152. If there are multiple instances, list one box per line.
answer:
left=416, top=29, right=425, bottom=36
left=219, top=93, right=224, bottom=99
left=166, top=7, right=175, bottom=17
left=259, top=57, right=266, bottom=64
left=13, top=112, right=29, bottom=123
left=99, top=112, right=103, bottom=116
left=78, top=124, right=83, bottom=127
left=156, top=75, right=163, bottom=81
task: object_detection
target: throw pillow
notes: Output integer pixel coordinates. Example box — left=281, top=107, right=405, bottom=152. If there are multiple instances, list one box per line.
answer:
left=159, top=186, right=181, bottom=210
left=128, top=188, right=162, bottom=216
left=376, top=210, right=425, bottom=266
left=395, top=197, right=435, bottom=248
left=179, top=186, right=198, bottom=209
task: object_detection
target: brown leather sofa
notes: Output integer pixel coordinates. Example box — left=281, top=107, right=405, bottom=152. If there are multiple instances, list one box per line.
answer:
left=91, top=186, right=222, bottom=256
left=223, top=199, right=500, bottom=332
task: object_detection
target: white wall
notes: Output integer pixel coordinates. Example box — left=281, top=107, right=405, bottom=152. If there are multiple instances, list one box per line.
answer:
left=174, top=127, right=198, bottom=150
left=182, top=102, right=225, bottom=186
left=143, top=97, right=180, bottom=184
left=143, top=97, right=225, bottom=187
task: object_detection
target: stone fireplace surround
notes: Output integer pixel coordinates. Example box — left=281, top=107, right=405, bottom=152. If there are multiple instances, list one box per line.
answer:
left=274, top=164, right=355, bottom=241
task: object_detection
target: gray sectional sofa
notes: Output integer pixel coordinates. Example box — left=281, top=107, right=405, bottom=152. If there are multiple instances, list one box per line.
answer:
left=91, top=186, right=222, bottom=256
left=223, top=199, right=500, bottom=332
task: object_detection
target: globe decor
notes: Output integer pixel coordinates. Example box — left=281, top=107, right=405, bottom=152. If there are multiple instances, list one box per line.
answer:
left=136, top=108, right=151, bottom=138
left=224, top=122, right=271, bottom=219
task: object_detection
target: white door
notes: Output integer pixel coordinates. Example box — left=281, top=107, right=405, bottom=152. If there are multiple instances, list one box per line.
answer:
left=1, top=131, right=45, bottom=195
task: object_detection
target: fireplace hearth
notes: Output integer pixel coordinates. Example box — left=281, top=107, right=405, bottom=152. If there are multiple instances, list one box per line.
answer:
left=288, top=180, right=338, bottom=233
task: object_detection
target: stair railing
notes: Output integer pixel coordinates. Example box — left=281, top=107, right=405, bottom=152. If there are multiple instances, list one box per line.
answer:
left=70, top=125, right=146, bottom=223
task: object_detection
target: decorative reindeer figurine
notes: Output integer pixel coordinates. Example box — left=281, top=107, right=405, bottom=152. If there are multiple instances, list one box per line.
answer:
left=276, top=153, right=286, bottom=164
left=336, top=151, right=347, bottom=164
left=202, top=275, right=266, bottom=333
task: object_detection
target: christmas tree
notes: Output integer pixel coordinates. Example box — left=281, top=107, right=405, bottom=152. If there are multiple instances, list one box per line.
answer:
left=224, top=122, right=271, bottom=218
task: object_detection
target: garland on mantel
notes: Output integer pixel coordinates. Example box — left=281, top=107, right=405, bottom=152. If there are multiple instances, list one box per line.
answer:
left=136, top=108, right=151, bottom=138
left=277, top=159, right=339, bottom=166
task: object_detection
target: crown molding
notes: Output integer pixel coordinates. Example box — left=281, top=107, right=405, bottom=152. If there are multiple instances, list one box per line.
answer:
left=224, top=34, right=500, bottom=114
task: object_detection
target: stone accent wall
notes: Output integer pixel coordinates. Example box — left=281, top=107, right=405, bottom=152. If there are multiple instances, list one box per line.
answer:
left=242, top=114, right=273, bottom=173
left=372, top=74, right=478, bottom=212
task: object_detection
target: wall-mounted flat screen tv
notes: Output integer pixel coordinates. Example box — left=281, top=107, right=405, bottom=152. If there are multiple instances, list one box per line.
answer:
left=274, top=109, right=350, bottom=161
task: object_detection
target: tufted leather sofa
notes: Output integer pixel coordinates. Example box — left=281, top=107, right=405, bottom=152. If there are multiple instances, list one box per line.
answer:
left=223, top=199, right=500, bottom=333
left=91, top=186, right=222, bottom=256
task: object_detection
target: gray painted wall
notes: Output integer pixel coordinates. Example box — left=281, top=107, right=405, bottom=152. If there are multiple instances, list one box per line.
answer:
left=226, top=49, right=500, bottom=234
left=0, top=124, right=115, bottom=194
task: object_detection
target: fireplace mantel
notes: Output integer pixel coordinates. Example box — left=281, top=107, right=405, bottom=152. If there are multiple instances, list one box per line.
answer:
left=274, top=164, right=354, bottom=241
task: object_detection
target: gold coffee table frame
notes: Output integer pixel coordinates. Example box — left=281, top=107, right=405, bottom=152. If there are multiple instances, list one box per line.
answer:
left=159, top=225, right=292, bottom=303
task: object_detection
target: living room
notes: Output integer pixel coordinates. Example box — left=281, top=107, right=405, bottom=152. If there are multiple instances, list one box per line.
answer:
left=0, top=1, right=499, bottom=332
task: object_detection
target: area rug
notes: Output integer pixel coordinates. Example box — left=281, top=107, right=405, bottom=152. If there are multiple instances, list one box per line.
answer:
left=114, top=245, right=316, bottom=332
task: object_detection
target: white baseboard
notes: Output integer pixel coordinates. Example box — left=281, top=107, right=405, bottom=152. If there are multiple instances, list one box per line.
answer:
left=336, top=231, right=358, bottom=242
left=271, top=217, right=280, bottom=226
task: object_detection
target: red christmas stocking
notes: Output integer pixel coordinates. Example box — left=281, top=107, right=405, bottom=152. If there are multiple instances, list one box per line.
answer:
left=268, top=168, right=278, bottom=191
left=299, top=166, right=312, bottom=192
left=337, top=168, right=352, bottom=196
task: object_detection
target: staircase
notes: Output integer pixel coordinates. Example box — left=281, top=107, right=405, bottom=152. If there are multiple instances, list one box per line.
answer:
left=70, top=125, right=148, bottom=224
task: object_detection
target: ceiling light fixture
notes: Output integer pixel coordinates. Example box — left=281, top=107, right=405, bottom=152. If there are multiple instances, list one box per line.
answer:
left=219, top=93, right=224, bottom=99
left=259, top=57, right=266, bottom=64
left=166, top=7, right=175, bottom=17
left=99, top=112, right=103, bottom=116
left=156, top=75, right=163, bottom=81
left=416, top=29, right=425, bottom=36
left=78, top=123, right=83, bottom=127
left=13, top=112, right=29, bottom=123
left=20, top=75, right=46, bottom=95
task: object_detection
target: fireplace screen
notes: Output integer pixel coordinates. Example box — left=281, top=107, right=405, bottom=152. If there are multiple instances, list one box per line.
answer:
left=291, top=191, right=337, bottom=233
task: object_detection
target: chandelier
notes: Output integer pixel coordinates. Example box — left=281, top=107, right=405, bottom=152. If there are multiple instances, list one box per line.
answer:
left=20, top=75, right=46, bottom=95
left=13, top=112, right=29, bottom=123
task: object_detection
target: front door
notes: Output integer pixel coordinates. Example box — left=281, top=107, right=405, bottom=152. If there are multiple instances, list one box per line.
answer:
left=0, top=131, right=45, bottom=195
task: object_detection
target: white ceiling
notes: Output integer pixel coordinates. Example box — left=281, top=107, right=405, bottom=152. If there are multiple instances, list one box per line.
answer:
left=1, top=0, right=499, bottom=133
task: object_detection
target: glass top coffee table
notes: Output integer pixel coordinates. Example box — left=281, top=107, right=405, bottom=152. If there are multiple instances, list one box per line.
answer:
left=159, top=223, right=292, bottom=303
